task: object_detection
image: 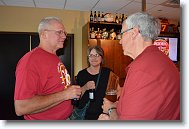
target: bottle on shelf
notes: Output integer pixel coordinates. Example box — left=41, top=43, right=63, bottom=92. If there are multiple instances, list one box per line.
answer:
left=125, top=14, right=127, bottom=20
left=119, top=14, right=122, bottom=24
left=96, top=28, right=102, bottom=39
left=90, top=27, right=96, bottom=39
left=89, top=89, right=95, bottom=102
left=121, top=14, right=125, bottom=23
left=90, top=11, right=93, bottom=22
left=109, top=29, right=116, bottom=40
left=98, top=11, right=101, bottom=22
left=94, top=11, right=97, bottom=22
left=116, top=30, right=122, bottom=40
left=101, top=12, right=105, bottom=22
left=115, top=13, right=119, bottom=24
left=102, top=28, right=109, bottom=39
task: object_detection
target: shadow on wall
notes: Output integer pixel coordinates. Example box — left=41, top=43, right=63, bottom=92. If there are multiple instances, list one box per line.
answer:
left=71, top=12, right=88, bottom=74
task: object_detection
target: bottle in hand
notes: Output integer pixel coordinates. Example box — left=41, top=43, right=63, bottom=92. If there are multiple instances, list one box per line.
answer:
left=71, top=98, right=79, bottom=107
left=89, top=89, right=95, bottom=102
left=71, top=77, right=79, bottom=107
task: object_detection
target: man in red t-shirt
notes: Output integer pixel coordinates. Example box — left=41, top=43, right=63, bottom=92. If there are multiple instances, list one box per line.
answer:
left=14, top=17, right=82, bottom=120
left=98, top=12, right=180, bottom=120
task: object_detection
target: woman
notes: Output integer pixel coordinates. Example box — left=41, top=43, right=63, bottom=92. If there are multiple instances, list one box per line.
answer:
left=76, top=46, right=112, bottom=120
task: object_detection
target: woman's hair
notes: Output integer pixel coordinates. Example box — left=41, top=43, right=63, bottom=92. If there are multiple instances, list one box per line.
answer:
left=87, top=45, right=104, bottom=66
left=38, top=16, right=62, bottom=35
left=125, top=12, right=161, bottom=41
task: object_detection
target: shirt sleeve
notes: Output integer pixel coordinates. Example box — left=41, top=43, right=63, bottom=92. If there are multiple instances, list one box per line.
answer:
left=14, top=68, right=38, bottom=100
left=118, top=70, right=164, bottom=120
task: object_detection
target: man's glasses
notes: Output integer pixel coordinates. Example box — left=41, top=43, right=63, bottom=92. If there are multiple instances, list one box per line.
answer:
left=88, top=54, right=100, bottom=58
left=45, top=29, right=67, bottom=36
left=120, top=28, right=133, bottom=38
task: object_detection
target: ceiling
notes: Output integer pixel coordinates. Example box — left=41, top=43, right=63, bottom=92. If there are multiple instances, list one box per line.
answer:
left=0, top=0, right=180, bottom=21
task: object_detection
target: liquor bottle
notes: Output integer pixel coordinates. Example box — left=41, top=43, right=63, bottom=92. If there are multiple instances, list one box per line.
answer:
left=119, top=14, right=122, bottom=24
left=101, top=12, right=105, bottom=22
left=102, top=28, right=109, bottom=39
left=109, top=29, right=116, bottom=40
left=90, top=27, right=96, bottom=39
left=116, top=30, right=121, bottom=40
left=96, top=28, right=102, bottom=39
left=98, top=11, right=101, bottom=22
left=89, top=89, right=95, bottom=102
left=115, top=13, right=119, bottom=24
left=90, top=11, right=93, bottom=22
left=94, top=11, right=97, bottom=22
left=121, top=14, right=125, bottom=23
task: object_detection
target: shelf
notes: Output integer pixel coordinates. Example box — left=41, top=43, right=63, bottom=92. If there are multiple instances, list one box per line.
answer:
left=89, top=21, right=122, bottom=26
left=89, top=22, right=122, bottom=33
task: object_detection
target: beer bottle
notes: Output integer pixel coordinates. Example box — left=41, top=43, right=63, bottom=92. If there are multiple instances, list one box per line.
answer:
left=71, top=77, right=79, bottom=107
left=98, top=11, right=101, bottom=22
left=101, top=12, right=105, bottom=22
left=94, top=11, right=97, bottom=22
left=71, top=98, right=79, bottom=107
left=121, top=14, right=125, bottom=23
left=119, top=14, right=122, bottom=24
left=89, top=89, right=95, bottom=102
left=90, top=11, right=93, bottom=22
left=115, top=13, right=119, bottom=24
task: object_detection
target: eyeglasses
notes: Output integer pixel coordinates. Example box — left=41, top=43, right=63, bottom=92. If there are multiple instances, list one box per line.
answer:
left=120, top=28, right=133, bottom=38
left=45, top=29, right=67, bottom=36
left=88, top=54, right=100, bottom=58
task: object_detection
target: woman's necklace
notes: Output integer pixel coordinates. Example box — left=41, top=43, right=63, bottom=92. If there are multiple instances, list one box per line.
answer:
left=88, top=66, right=100, bottom=75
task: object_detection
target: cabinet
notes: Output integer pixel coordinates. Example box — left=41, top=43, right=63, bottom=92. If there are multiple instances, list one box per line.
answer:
left=82, top=22, right=133, bottom=87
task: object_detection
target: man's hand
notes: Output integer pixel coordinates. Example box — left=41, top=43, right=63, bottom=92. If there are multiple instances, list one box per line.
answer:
left=98, top=113, right=110, bottom=120
left=64, top=85, right=82, bottom=100
left=102, top=98, right=116, bottom=114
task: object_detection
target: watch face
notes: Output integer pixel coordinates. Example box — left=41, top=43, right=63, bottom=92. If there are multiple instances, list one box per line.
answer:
left=108, top=109, right=112, bottom=115
left=108, top=107, right=116, bottom=115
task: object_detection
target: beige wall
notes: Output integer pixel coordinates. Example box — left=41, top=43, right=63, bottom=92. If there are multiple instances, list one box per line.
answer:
left=0, top=6, right=90, bottom=75
left=0, top=6, right=179, bottom=75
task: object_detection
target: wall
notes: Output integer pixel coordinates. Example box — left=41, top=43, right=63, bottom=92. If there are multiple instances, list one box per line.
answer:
left=0, top=6, right=89, bottom=75
left=0, top=6, right=179, bottom=75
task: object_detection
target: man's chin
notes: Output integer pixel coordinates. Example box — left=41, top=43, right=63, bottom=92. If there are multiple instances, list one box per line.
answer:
left=124, top=51, right=133, bottom=59
left=58, top=44, right=64, bottom=48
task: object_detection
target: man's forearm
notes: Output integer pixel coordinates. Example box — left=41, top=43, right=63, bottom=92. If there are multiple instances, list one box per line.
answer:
left=15, top=91, right=67, bottom=116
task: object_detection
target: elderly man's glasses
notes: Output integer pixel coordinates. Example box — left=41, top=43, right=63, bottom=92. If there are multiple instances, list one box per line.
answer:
left=120, top=28, right=133, bottom=38
left=88, top=54, right=100, bottom=58
left=45, top=29, right=67, bottom=36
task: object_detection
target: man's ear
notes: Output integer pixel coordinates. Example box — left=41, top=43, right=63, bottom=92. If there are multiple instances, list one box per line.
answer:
left=41, top=31, right=47, bottom=39
left=131, top=28, right=140, bottom=39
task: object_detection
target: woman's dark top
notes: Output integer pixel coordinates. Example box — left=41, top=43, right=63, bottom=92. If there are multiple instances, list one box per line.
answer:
left=76, top=67, right=111, bottom=120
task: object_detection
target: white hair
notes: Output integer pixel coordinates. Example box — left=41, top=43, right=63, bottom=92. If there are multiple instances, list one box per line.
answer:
left=125, top=12, right=161, bottom=41
left=38, top=16, right=62, bottom=34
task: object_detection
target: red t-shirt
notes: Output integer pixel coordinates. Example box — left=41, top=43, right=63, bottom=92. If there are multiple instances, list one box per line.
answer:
left=14, top=47, right=72, bottom=120
left=117, top=45, right=180, bottom=120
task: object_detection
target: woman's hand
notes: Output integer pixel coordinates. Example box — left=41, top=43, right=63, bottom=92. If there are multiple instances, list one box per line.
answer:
left=81, top=81, right=95, bottom=96
left=84, top=81, right=96, bottom=90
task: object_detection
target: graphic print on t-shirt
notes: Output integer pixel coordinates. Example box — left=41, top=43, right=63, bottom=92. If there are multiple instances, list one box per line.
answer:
left=57, top=62, right=71, bottom=88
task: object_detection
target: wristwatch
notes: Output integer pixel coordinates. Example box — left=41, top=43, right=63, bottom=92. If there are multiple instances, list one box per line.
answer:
left=108, top=107, right=117, bottom=115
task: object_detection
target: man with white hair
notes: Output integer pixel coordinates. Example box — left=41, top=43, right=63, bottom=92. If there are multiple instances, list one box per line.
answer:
left=99, top=12, right=180, bottom=120
left=14, top=17, right=81, bottom=120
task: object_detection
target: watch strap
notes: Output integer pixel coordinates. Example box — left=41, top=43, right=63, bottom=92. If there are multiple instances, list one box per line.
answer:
left=108, top=107, right=117, bottom=115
